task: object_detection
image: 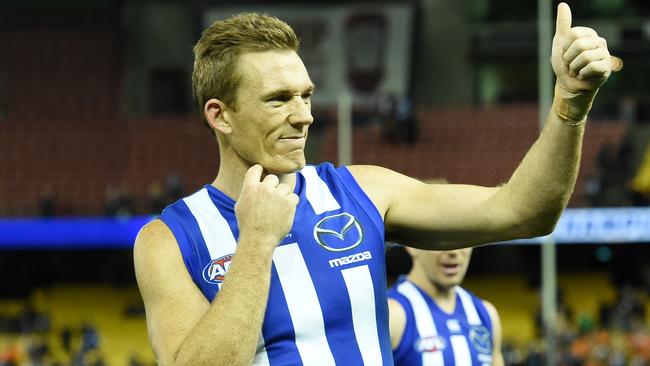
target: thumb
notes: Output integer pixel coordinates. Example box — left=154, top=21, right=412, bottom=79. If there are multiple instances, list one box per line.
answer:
left=555, top=2, right=572, bottom=36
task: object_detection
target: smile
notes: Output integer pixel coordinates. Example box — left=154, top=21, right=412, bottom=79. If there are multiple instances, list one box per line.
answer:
left=278, top=136, right=306, bottom=150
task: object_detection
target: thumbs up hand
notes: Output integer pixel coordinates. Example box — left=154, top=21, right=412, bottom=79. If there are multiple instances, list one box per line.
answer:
left=551, top=3, right=618, bottom=124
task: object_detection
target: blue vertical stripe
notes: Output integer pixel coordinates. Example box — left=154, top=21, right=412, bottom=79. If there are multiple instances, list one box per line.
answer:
left=262, top=264, right=302, bottom=366
left=160, top=201, right=217, bottom=300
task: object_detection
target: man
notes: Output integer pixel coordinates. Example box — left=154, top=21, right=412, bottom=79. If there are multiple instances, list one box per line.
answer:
left=388, top=247, right=504, bottom=366
left=134, top=4, right=615, bottom=365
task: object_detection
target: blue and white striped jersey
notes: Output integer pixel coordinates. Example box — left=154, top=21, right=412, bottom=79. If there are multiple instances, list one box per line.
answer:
left=159, top=162, right=393, bottom=365
left=388, top=277, right=494, bottom=366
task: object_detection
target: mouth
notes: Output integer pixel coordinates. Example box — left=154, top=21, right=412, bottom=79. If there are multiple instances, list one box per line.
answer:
left=440, top=263, right=461, bottom=276
left=277, top=135, right=306, bottom=150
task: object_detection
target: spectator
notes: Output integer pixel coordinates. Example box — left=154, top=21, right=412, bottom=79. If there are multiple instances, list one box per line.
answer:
left=37, top=184, right=57, bottom=218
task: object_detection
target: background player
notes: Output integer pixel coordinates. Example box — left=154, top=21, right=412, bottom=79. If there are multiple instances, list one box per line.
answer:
left=388, top=246, right=504, bottom=366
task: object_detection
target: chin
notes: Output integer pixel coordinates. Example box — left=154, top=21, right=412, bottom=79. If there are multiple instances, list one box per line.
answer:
left=439, top=279, right=462, bottom=289
left=263, top=156, right=306, bottom=175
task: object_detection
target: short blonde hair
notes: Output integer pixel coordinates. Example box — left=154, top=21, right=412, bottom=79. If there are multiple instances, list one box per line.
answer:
left=192, top=13, right=300, bottom=135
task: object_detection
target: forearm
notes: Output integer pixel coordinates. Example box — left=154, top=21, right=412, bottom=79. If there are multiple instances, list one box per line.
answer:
left=497, top=84, right=589, bottom=236
left=172, top=236, right=275, bottom=366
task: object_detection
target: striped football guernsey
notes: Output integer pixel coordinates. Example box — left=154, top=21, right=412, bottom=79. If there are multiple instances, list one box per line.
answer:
left=159, top=163, right=393, bottom=365
left=388, top=277, right=495, bottom=366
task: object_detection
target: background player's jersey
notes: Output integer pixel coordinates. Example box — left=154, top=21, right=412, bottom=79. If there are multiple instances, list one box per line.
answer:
left=159, top=163, right=393, bottom=366
left=388, top=277, right=495, bottom=366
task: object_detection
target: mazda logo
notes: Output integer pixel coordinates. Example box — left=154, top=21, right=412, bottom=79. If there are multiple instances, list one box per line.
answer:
left=313, top=212, right=363, bottom=252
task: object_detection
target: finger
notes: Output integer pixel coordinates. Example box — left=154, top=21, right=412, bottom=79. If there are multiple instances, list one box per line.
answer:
left=288, top=193, right=299, bottom=206
left=569, top=48, right=609, bottom=77
left=571, top=26, right=598, bottom=37
left=276, top=183, right=291, bottom=195
left=262, top=174, right=280, bottom=187
left=559, top=27, right=600, bottom=52
left=244, top=164, right=264, bottom=185
left=563, top=37, right=601, bottom=65
left=555, top=3, right=572, bottom=37
left=577, top=59, right=611, bottom=80
left=610, top=55, right=623, bottom=72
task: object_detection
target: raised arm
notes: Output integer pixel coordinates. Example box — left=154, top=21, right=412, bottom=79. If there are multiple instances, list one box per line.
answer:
left=134, top=165, right=298, bottom=366
left=350, top=3, right=614, bottom=249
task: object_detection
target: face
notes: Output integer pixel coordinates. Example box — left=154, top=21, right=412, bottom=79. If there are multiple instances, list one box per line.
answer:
left=410, top=248, right=473, bottom=290
left=221, top=50, right=315, bottom=174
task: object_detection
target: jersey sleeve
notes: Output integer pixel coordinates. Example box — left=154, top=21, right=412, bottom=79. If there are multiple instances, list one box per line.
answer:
left=159, top=203, right=203, bottom=286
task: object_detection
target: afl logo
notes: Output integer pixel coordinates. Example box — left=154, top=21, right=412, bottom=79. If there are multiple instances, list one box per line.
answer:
left=313, top=212, right=363, bottom=252
left=202, top=255, right=232, bottom=284
left=414, top=336, right=446, bottom=353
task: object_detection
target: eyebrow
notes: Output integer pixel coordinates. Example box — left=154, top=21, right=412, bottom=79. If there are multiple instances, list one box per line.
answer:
left=261, top=84, right=316, bottom=101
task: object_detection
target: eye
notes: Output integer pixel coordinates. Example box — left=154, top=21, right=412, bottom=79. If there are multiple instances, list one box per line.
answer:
left=268, top=94, right=291, bottom=103
left=302, top=93, right=312, bottom=103
left=274, top=95, right=292, bottom=102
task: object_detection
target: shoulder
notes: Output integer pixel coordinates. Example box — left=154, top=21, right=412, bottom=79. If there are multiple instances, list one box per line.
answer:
left=481, top=299, right=500, bottom=322
left=480, top=298, right=503, bottom=339
left=388, top=296, right=407, bottom=318
left=133, top=219, right=182, bottom=278
left=388, top=296, right=407, bottom=322
left=134, top=219, right=177, bottom=253
left=387, top=277, right=410, bottom=301
left=346, top=165, right=424, bottom=216
left=346, top=164, right=416, bottom=183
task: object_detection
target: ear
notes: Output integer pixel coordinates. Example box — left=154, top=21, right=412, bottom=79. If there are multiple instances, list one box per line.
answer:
left=204, top=98, right=232, bottom=135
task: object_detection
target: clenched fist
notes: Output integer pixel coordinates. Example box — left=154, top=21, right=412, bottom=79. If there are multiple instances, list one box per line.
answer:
left=235, top=165, right=299, bottom=250
left=551, top=2, right=620, bottom=124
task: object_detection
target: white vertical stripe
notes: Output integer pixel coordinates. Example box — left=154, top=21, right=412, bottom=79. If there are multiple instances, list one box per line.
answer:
left=300, top=166, right=341, bottom=214
left=456, top=287, right=481, bottom=325
left=273, top=243, right=336, bottom=366
left=185, top=189, right=271, bottom=361
left=450, top=335, right=472, bottom=365
left=183, top=189, right=237, bottom=259
left=341, top=265, right=382, bottom=365
left=397, top=282, right=444, bottom=366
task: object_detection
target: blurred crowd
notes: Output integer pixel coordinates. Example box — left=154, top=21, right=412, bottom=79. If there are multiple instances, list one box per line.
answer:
left=37, top=173, right=184, bottom=219
left=504, top=284, right=650, bottom=366
left=586, top=140, right=650, bottom=207
left=0, top=309, right=103, bottom=366
left=0, top=310, right=148, bottom=366
left=1, top=282, right=650, bottom=366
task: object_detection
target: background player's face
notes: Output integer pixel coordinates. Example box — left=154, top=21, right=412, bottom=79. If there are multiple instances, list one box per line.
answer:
left=226, top=50, right=314, bottom=174
left=412, top=248, right=473, bottom=290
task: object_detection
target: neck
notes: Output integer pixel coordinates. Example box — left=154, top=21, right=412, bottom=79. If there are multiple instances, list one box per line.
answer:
left=407, top=268, right=457, bottom=313
left=212, top=149, right=296, bottom=201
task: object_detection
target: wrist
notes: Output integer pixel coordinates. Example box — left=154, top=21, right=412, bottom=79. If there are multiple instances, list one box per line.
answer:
left=237, top=230, right=281, bottom=255
left=553, top=83, right=597, bottom=126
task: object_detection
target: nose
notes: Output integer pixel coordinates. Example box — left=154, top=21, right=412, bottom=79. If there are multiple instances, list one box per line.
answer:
left=287, top=97, right=314, bottom=126
left=445, top=248, right=471, bottom=258
left=445, top=249, right=463, bottom=258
